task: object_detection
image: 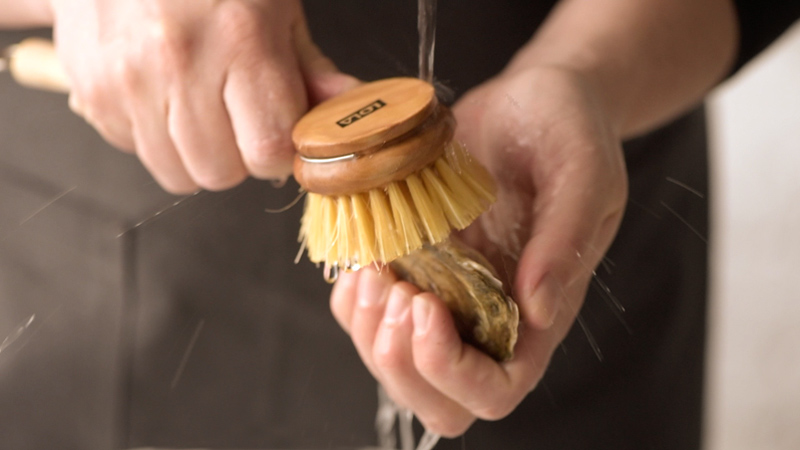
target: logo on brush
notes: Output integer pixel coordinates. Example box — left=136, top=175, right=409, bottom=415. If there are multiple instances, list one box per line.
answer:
left=337, top=100, right=387, bottom=128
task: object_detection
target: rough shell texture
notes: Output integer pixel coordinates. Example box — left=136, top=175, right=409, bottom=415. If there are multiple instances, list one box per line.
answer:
left=390, top=237, right=519, bottom=362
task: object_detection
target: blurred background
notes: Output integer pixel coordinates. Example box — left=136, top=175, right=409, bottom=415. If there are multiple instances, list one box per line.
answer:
left=705, top=21, right=800, bottom=450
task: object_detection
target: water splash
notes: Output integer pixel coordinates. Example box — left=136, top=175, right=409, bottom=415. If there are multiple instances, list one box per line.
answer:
left=660, top=201, right=708, bottom=243
left=375, top=385, right=441, bottom=450
left=399, top=408, right=415, bottom=450
left=117, top=190, right=204, bottom=238
left=574, top=313, right=603, bottom=361
left=376, top=385, right=399, bottom=449
left=591, top=275, right=632, bottom=334
left=666, top=176, right=705, bottom=199
left=171, top=319, right=205, bottom=389
left=0, top=314, right=35, bottom=355
left=18, top=186, right=76, bottom=226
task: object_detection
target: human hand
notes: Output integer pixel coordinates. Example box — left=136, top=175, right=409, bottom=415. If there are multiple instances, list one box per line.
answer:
left=329, top=67, right=628, bottom=436
left=48, top=0, right=357, bottom=193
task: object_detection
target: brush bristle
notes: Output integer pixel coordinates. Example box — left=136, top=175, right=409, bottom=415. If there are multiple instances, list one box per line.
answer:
left=298, top=141, right=496, bottom=269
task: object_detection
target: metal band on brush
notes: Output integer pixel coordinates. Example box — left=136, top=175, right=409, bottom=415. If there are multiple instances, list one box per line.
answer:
left=293, top=106, right=455, bottom=196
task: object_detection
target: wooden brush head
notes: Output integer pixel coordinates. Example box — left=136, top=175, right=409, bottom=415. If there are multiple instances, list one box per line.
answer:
left=292, top=78, right=453, bottom=195
left=293, top=77, right=437, bottom=158
left=294, top=78, right=497, bottom=271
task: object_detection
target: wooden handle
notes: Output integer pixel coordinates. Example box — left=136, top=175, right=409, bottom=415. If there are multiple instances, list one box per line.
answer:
left=6, top=38, right=70, bottom=93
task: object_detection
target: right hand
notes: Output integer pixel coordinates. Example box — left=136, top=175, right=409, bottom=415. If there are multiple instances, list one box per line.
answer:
left=329, top=67, right=629, bottom=437
left=48, top=0, right=358, bottom=193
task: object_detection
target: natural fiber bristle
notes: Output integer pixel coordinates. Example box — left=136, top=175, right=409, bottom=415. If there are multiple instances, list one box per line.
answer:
left=298, top=141, right=496, bottom=269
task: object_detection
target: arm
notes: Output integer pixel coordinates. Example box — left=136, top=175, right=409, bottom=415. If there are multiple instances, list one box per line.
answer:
left=507, top=0, right=738, bottom=139
left=1, top=0, right=357, bottom=194
left=0, top=0, right=51, bottom=27
left=332, top=0, right=738, bottom=437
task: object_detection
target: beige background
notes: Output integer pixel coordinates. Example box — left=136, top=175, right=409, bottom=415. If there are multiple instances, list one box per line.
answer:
left=706, top=21, right=800, bottom=450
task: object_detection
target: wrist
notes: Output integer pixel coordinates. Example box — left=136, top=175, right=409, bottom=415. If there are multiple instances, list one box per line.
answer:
left=502, top=0, right=737, bottom=139
left=0, top=0, right=54, bottom=27
left=499, top=61, right=627, bottom=141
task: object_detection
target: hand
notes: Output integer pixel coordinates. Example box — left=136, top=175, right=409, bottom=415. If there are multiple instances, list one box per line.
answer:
left=48, top=0, right=357, bottom=193
left=329, top=67, right=628, bottom=436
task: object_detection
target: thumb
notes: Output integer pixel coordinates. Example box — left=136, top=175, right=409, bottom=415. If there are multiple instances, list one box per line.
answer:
left=293, top=18, right=360, bottom=105
left=514, top=173, right=625, bottom=331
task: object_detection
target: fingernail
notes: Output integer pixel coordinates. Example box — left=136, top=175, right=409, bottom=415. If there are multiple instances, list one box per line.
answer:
left=358, top=267, right=390, bottom=308
left=525, top=277, right=561, bottom=329
left=383, top=285, right=412, bottom=325
left=412, top=295, right=431, bottom=336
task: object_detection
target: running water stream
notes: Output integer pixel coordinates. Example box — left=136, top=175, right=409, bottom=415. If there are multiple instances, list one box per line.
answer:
left=375, top=3, right=443, bottom=450
left=416, top=2, right=441, bottom=448
left=418, top=0, right=437, bottom=84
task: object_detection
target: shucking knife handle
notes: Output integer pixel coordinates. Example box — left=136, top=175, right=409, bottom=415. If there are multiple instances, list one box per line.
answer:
left=5, top=38, right=69, bottom=93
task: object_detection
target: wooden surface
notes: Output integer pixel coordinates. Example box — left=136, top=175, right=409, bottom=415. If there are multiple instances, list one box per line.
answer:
left=293, top=106, right=454, bottom=195
left=292, top=77, right=437, bottom=158
left=7, top=38, right=69, bottom=93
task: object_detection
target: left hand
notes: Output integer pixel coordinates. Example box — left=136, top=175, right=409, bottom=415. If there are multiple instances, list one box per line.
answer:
left=330, top=66, right=628, bottom=437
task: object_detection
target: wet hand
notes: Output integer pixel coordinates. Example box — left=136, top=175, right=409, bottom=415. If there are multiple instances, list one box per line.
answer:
left=48, top=0, right=357, bottom=193
left=330, top=66, right=628, bottom=436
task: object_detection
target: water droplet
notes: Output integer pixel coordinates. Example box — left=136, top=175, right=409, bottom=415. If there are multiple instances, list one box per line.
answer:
left=323, top=262, right=339, bottom=284
left=0, top=314, right=35, bottom=354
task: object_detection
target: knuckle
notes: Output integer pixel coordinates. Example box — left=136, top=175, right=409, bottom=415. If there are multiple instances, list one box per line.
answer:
left=78, top=84, right=105, bottom=113
left=373, top=343, right=405, bottom=372
left=160, top=179, right=199, bottom=195
left=73, top=85, right=117, bottom=129
left=417, top=414, right=472, bottom=438
left=246, top=135, right=291, bottom=165
left=242, top=135, right=294, bottom=175
left=192, top=167, right=247, bottom=191
left=113, top=56, right=141, bottom=94
left=414, top=349, right=448, bottom=377
left=216, top=1, right=264, bottom=46
left=473, top=398, right=517, bottom=421
left=94, top=123, right=133, bottom=152
left=413, top=338, right=459, bottom=378
left=146, top=23, right=194, bottom=76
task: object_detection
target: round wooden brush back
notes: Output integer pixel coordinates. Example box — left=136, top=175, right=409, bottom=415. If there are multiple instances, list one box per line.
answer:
left=292, top=77, right=454, bottom=195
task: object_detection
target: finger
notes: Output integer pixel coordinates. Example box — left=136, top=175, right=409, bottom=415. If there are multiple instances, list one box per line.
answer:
left=131, top=109, right=198, bottom=194
left=168, top=78, right=248, bottom=191
left=94, top=119, right=136, bottom=153
left=373, top=286, right=474, bottom=437
left=222, top=56, right=302, bottom=180
left=349, top=266, right=395, bottom=377
left=330, top=269, right=361, bottom=334
left=57, top=37, right=136, bottom=153
left=516, top=139, right=627, bottom=330
left=292, top=14, right=360, bottom=104
left=125, top=72, right=198, bottom=194
left=69, top=77, right=134, bottom=153
left=220, top=8, right=307, bottom=181
left=411, top=293, right=548, bottom=422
